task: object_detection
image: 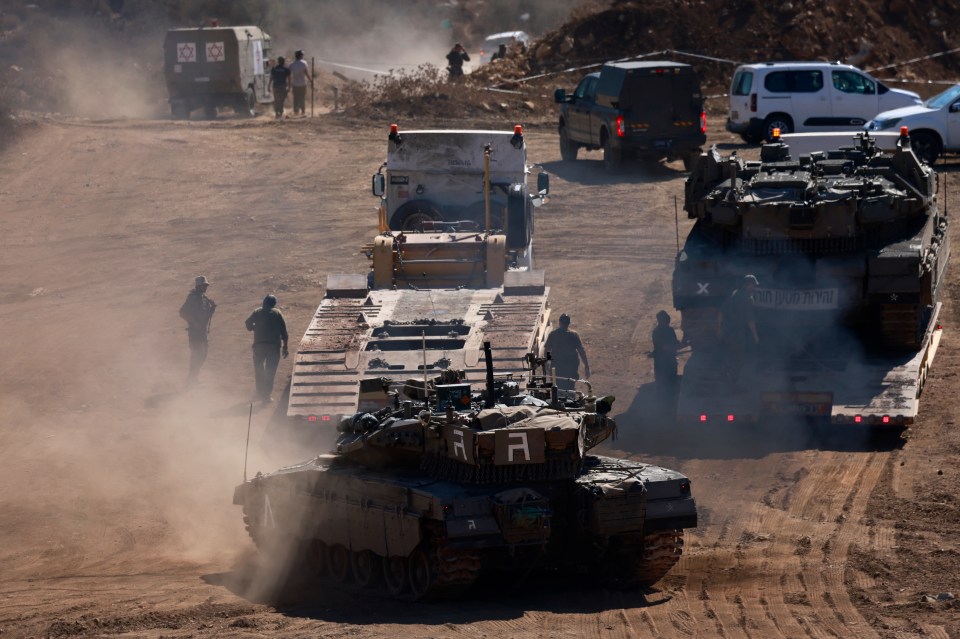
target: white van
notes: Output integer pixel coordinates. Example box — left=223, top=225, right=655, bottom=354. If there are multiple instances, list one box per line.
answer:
left=726, top=62, right=921, bottom=143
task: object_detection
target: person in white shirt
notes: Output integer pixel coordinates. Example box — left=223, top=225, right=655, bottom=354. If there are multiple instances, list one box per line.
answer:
left=289, top=50, right=313, bottom=116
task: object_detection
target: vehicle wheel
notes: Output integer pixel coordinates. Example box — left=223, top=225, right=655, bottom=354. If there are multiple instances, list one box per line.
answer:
left=407, top=547, right=437, bottom=600
left=559, top=124, right=578, bottom=162
left=306, top=539, right=327, bottom=576
left=602, top=134, right=621, bottom=173
left=170, top=102, right=190, bottom=120
left=204, top=105, right=217, bottom=119
left=326, top=544, right=351, bottom=583
left=762, top=114, right=793, bottom=141
left=351, top=550, right=382, bottom=588
left=383, top=555, right=408, bottom=596
left=909, top=131, right=942, bottom=165
left=245, top=88, right=257, bottom=117
left=682, top=149, right=702, bottom=172
left=391, top=200, right=444, bottom=232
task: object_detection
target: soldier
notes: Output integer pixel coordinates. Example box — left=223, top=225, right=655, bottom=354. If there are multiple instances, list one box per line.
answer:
left=245, top=294, right=289, bottom=403
left=445, top=43, right=470, bottom=79
left=270, top=56, right=291, bottom=119
left=179, top=275, right=216, bottom=386
left=651, top=310, right=685, bottom=389
left=719, top=274, right=760, bottom=385
left=544, top=313, right=590, bottom=391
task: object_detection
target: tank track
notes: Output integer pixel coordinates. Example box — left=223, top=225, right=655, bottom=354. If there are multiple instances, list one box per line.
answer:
left=601, top=529, right=685, bottom=589
left=242, top=505, right=481, bottom=601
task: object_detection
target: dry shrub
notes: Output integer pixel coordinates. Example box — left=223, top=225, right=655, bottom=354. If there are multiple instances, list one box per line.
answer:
left=339, top=63, right=555, bottom=126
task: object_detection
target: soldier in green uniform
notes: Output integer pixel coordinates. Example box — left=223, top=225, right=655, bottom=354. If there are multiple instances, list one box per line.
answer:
left=179, top=275, right=216, bottom=386
left=544, top=313, right=590, bottom=391
left=245, top=294, right=289, bottom=403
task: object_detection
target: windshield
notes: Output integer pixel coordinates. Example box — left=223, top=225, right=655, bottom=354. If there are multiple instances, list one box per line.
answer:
left=925, top=84, right=960, bottom=109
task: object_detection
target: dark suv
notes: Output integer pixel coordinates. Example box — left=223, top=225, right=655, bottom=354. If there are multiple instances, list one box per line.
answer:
left=555, top=61, right=706, bottom=171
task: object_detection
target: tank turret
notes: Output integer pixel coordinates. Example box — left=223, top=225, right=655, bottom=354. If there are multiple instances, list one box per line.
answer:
left=675, top=129, right=949, bottom=349
left=333, top=350, right=616, bottom=481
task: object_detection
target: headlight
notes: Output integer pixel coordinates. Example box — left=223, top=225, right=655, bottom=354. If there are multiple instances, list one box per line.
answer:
left=867, top=117, right=901, bottom=131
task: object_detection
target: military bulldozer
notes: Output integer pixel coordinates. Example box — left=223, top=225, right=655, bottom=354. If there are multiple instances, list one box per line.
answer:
left=673, top=129, right=949, bottom=426
left=234, top=348, right=697, bottom=600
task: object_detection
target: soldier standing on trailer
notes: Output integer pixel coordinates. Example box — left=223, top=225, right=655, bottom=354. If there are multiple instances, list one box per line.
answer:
left=545, top=313, right=590, bottom=391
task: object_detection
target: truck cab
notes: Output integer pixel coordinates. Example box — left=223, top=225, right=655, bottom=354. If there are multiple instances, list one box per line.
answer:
left=370, top=125, right=549, bottom=267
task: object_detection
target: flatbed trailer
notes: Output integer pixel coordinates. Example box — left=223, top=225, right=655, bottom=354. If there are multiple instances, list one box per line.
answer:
left=677, top=303, right=943, bottom=427
left=286, top=247, right=551, bottom=422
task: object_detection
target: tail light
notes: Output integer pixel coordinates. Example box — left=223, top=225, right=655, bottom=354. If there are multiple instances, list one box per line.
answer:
left=750, top=93, right=757, bottom=113
left=726, top=414, right=735, bottom=422
left=615, top=115, right=625, bottom=137
left=700, top=111, right=707, bottom=134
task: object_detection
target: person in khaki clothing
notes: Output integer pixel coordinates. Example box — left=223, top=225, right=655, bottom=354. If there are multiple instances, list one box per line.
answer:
left=544, top=313, right=590, bottom=391
left=179, top=275, right=216, bottom=386
left=245, top=294, right=289, bottom=403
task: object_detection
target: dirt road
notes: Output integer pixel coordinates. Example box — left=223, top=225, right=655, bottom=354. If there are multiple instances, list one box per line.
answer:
left=1, top=113, right=958, bottom=638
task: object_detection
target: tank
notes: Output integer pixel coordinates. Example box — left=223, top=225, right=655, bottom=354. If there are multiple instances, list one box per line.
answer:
left=675, top=130, right=950, bottom=350
left=233, top=347, right=697, bottom=600
left=671, top=130, right=950, bottom=425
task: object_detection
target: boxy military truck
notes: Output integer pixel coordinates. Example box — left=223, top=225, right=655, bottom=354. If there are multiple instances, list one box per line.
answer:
left=163, top=22, right=273, bottom=119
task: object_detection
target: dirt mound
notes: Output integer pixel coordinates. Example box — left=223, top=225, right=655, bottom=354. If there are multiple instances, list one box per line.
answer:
left=343, top=0, right=960, bottom=125
left=525, top=0, right=960, bottom=96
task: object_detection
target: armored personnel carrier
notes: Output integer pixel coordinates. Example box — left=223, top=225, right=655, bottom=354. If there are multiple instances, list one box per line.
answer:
left=673, top=129, right=949, bottom=426
left=234, top=348, right=697, bottom=600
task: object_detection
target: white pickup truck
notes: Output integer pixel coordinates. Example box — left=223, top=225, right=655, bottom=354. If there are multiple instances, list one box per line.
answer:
left=865, top=83, right=960, bottom=164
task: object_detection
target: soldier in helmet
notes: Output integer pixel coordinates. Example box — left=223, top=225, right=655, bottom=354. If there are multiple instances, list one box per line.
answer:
left=544, top=313, right=590, bottom=391
left=245, top=294, right=289, bottom=403
left=179, top=275, right=216, bottom=386
left=651, top=309, right=686, bottom=389
left=719, top=274, right=761, bottom=385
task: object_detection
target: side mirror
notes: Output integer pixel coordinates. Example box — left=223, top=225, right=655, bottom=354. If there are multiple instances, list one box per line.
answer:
left=950, top=102, right=960, bottom=113
left=537, top=172, right=549, bottom=196
left=554, top=88, right=566, bottom=103
left=372, top=173, right=385, bottom=197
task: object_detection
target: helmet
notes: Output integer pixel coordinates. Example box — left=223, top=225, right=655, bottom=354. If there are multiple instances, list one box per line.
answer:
left=743, top=274, right=759, bottom=286
left=263, top=294, right=277, bottom=308
left=559, top=313, right=570, bottom=325
left=656, top=310, right=670, bottom=322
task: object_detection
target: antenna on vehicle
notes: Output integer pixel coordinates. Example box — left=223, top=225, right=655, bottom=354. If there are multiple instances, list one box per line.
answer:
left=243, top=402, right=253, bottom=482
